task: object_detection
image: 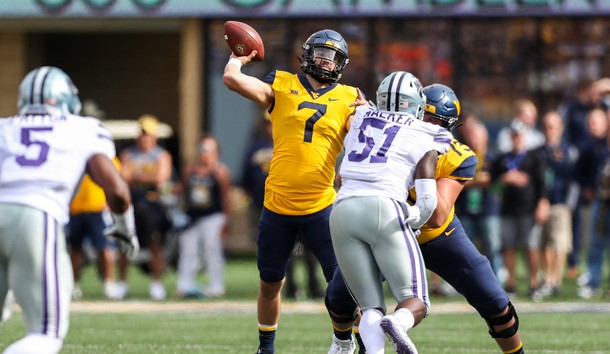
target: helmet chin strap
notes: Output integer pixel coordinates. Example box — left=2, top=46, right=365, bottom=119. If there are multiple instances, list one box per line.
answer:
left=313, top=73, right=335, bottom=84
left=450, top=122, right=463, bottom=132
left=302, top=61, right=337, bottom=84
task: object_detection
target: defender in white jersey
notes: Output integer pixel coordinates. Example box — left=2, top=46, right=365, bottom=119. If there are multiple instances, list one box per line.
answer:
left=330, top=72, right=452, bottom=354
left=0, top=66, right=138, bottom=354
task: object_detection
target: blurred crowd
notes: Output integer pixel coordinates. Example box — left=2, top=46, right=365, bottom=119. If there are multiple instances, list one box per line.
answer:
left=70, top=77, right=610, bottom=302
left=69, top=114, right=234, bottom=301
left=449, top=77, right=610, bottom=301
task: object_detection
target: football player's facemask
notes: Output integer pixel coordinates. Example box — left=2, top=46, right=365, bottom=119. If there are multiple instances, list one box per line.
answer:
left=376, top=71, right=426, bottom=120
left=18, top=66, right=82, bottom=115
left=300, top=29, right=349, bottom=84
left=422, top=83, right=461, bottom=131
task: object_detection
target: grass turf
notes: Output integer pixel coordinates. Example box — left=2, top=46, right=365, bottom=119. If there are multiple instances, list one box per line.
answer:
left=2, top=255, right=610, bottom=353
left=2, top=311, right=610, bottom=353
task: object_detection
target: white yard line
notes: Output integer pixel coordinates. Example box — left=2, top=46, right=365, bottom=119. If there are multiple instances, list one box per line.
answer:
left=6, top=300, right=609, bottom=315
left=63, top=300, right=610, bottom=314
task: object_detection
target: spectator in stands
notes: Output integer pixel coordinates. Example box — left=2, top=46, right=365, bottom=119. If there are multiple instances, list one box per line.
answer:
left=241, top=117, right=273, bottom=242
left=455, top=114, right=504, bottom=280
left=532, top=111, right=579, bottom=300
left=559, top=79, right=610, bottom=279
left=559, top=79, right=609, bottom=152
left=491, top=119, right=548, bottom=297
left=118, top=114, right=173, bottom=300
left=572, top=108, right=609, bottom=281
left=577, top=108, right=610, bottom=299
left=176, top=134, right=232, bottom=298
left=496, top=99, right=545, bottom=154
left=579, top=160, right=610, bottom=299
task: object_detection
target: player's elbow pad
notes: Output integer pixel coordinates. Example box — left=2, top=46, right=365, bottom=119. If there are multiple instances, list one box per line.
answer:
left=410, top=179, right=438, bottom=229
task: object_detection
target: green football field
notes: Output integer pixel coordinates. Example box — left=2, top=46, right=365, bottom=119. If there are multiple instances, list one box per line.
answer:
left=3, top=307, right=609, bottom=353
left=2, top=256, right=610, bottom=353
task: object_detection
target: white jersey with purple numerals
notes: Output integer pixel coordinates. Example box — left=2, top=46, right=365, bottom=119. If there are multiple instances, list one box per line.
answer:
left=0, top=112, right=115, bottom=224
left=337, top=105, right=453, bottom=204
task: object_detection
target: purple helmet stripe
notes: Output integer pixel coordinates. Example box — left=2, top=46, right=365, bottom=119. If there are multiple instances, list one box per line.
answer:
left=385, top=72, right=397, bottom=111
left=29, top=68, right=40, bottom=106
left=39, top=69, right=52, bottom=106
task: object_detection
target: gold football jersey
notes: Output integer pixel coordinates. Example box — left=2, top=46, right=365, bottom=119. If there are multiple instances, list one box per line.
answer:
left=70, top=157, right=121, bottom=214
left=262, top=70, right=358, bottom=215
left=409, top=138, right=477, bottom=243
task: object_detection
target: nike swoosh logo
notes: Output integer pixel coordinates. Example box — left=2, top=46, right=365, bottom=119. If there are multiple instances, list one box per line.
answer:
left=444, top=227, right=456, bottom=236
left=329, top=98, right=339, bottom=101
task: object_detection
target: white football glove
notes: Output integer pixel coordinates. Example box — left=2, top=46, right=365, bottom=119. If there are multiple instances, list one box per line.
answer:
left=409, top=179, right=438, bottom=230
left=404, top=203, right=421, bottom=225
left=105, top=205, right=139, bottom=258
left=403, top=203, right=422, bottom=237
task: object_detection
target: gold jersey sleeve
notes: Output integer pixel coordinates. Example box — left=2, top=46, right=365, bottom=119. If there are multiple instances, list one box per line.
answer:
left=70, top=157, right=121, bottom=214
left=264, top=70, right=358, bottom=215
left=410, top=138, right=478, bottom=244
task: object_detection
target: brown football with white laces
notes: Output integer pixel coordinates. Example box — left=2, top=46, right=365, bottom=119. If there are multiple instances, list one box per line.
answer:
left=224, top=21, right=265, bottom=61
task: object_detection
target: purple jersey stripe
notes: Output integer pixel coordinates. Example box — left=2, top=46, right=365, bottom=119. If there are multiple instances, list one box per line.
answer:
left=391, top=200, right=420, bottom=297
left=42, top=213, right=61, bottom=337
left=42, top=212, right=49, bottom=335
left=97, top=132, right=113, bottom=141
left=417, top=242, right=428, bottom=305
left=392, top=199, right=429, bottom=305
left=435, top=136, right=452, bottom=144
left=53, top=218, right=60, bottom=337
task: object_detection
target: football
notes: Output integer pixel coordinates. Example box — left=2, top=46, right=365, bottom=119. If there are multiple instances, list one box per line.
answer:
left=224, top=21, right=265, bottom=61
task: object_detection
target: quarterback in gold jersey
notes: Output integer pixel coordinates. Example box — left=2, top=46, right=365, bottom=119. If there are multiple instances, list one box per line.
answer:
left=224, top=29, right=363, bottom=354
left=261, top=70, right=358, bottom=216
left=410, top=84, right=525, bottom=354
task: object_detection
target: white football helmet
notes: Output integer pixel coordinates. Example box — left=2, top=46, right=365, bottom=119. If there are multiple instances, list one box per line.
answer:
left=18, top=66, right=82, bottom=115
left=376, top=71, right=426, bottom=120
